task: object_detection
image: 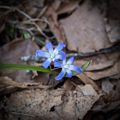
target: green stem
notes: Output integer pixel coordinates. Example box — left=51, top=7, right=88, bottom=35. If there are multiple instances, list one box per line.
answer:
left=0, top=63, right=51, bottom=73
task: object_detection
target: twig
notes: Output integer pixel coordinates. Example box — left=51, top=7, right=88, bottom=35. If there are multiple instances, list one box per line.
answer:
left=22, top=18, right=47, bottom=24
left=37, top=6, right=48, bottom=18
left=0, top=6, right=11, bottom=9
left=67, top=43, right=120, bottom=58
left=0, top=6, right=48, bottom=38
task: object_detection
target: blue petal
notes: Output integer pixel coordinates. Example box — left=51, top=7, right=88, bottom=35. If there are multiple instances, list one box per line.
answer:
left=35, top=50, right=50, bottom=58
left=54, top=54, right=62, bottom=60
left=42, top=59, right=51, bottom=68
left=55, top=69, right=66, bottom=80
left=67, top=57, right=74, bottom=64
left=66, top=70, right=72, bottom=78
left=54, top=51, right=66, bottom=60
left=69, top=65, right=82, bottom=73
left=45, top=42, right=53, bottom=53
left=54, top=61, right=61, bottom=68
left=62, top=58, right=67, bottom=65
left=54, top=42, right=65, bottom=53
left=59, top=51, right=66, bottom=60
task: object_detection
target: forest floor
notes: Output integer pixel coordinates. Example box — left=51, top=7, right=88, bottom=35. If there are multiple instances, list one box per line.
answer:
left=0, top=0, right=120, bottom=120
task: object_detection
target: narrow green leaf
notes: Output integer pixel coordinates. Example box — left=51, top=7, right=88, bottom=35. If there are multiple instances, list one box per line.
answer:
left=72, top=61, right=91, bottom=76
left=0, top=63, right=51, bottom=73
left=81, top=61, right=91, bottom=72
left=23, top=31, right=31, bottom=39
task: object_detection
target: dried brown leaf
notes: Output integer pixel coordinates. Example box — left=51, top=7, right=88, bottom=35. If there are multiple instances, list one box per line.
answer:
left=0, top=76, right=51, bottom=96
left=75, top=51, right=120, bottom=80
left=76, top=73, right=100, bottom=92
left=86, top=60, right=120, bottom=80
left=45, top=3, right=65, bottom=42
left=80, top=84, right=98, bottom=96
left=60, top=0, right=112, bottom=53
left=0, top=85, right=100, bottom=120
left=57, top=1, right=79, bottom=15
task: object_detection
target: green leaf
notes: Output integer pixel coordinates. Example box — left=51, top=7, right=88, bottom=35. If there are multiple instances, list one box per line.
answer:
left=23, top=31, right=31, bottom=39
left=81, top=61, right=91, bottom=72
left=0, top=63, right=51, bottom=73
left=72, top=61, right=91, bottom=76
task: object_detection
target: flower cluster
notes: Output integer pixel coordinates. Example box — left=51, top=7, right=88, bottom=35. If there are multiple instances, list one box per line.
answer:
left=35, top=42, right=82, bottom=80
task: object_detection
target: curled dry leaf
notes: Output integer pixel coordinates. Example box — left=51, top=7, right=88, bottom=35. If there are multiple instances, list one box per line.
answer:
left=75, top=54, right=115, bottom=71
left=75, top=51, right=120, bottom=80
left=0, top=76, right=29, bottom=96
left=86, top=60, right=120, bottom=80
left=0, top=76, right=51, bottom=96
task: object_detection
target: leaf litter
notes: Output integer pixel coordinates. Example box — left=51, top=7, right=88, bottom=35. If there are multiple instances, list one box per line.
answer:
left=0, top=0, right=120, bottom=120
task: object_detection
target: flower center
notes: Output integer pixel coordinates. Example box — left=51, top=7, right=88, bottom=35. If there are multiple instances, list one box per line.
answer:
left=50, top=53, right=55, bottom=60
left=63, top=64, right=70, bottom=69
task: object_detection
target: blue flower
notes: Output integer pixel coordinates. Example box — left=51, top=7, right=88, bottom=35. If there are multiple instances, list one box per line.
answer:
left=54, top=57, right=82, bottom=80
left=35, top=42, right=65, bottom=68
